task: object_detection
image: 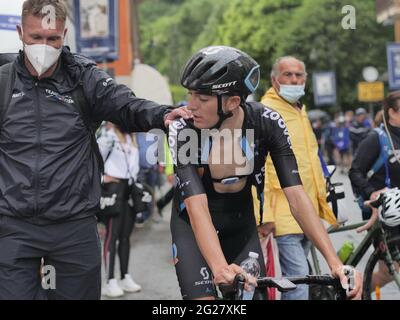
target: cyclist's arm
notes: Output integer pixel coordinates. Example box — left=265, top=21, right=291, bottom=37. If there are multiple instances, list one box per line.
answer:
left=349, top=132, right=381, bottom=199
left=283, top=185, right=342, bottom=270
left=184, top=194, right=230, bottom=277
left=181, top=179, right=244, bottom=285
left=169, top=119, right=236, bottom=284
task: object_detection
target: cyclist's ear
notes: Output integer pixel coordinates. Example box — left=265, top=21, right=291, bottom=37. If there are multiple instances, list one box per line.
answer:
left=224, top=96, right=241, bottom=112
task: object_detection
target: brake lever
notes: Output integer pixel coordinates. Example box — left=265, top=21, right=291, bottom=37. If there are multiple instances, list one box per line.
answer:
left=343, top=265, right=355, bottom=291
left=218, top=274, right=246, bottom=300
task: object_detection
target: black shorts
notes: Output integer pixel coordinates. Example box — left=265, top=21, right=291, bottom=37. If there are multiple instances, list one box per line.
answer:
left=170, top=203, right=266, bottom=300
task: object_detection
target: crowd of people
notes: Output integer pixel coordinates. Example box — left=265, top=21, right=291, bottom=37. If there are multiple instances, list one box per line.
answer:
left=311, top=108, right=374, bottom=174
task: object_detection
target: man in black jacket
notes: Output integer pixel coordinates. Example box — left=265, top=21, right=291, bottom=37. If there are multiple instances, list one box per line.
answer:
left=0, top=0, right=186, bottom=300
left=349, top=100, right=400, bottom=221
left=349, top=92, right=400, bottom=292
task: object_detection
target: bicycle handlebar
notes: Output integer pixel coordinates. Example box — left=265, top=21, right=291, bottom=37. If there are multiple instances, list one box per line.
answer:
left=219, top=273, right=348, bottom=300
left=218, top=274, right=246, bottom=300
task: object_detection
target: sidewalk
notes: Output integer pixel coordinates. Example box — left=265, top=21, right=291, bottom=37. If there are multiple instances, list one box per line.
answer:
left=100, top=196, right=181, bottom=300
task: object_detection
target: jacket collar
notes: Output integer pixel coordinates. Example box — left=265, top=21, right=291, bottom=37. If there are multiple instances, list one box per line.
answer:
left=263, top=88, right=305, bottom=114
left=15, top=46, right=96, bottom=93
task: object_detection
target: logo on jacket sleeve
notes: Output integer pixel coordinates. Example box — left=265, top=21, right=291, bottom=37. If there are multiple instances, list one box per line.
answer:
left=12, top=90, right=25, bottom=99
left=102, top=78, right=114, bottom=87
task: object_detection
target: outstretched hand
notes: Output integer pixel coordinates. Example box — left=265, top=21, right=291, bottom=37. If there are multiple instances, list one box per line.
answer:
left=357, top=188, right=387, bottom=233
left=164, top=107, right=193, bottom=127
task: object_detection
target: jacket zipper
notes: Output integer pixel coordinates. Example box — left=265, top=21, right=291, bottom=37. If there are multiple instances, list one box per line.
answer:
left=34, top=81, right=42, bottom=216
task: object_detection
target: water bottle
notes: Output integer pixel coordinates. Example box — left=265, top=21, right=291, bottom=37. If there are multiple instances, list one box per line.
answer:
left=239, top=251, right=261, bottom=300
left=337, top=241, right=354, bottom=263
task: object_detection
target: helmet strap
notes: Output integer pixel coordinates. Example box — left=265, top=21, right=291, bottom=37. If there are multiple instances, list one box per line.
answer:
left=212, top=95, right=233, bottom=129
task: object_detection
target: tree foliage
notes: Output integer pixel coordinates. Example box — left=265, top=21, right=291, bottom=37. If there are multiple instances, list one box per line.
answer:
left=214, top=0, right=303, bottom=99
left=139, top=0, right=229, bottom=85
left=272, top=0, right=392, bottom=111
left=139, top=0, right=393, bottom=109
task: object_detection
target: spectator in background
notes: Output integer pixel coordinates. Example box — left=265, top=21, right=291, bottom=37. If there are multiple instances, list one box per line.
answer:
left=97, top=123, right=142, bottom=298
left=258, top=56, right=337, bottom=300
left=349, top=92, right=400, bottom=294
left=324, top=120, right=336, bottom=165
left=345, top=110, right=354, bottom=127
left=373, top=110, right=384, bottom=128
left=349, top=107, right=371, bottom=155
left=332, top=114, right=351, bottom=173
left=136, top=132, right=160, bottom=226
left=311, top=118, right=323, bottom=150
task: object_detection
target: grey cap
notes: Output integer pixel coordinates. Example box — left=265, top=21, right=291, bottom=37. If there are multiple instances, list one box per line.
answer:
left=355, top=107, right=367, bottom=116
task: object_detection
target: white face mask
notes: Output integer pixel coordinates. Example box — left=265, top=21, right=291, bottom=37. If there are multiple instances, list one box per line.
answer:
left=24, top=43, right=62, bottom=76
left=278, top=82, right=305, bottom=104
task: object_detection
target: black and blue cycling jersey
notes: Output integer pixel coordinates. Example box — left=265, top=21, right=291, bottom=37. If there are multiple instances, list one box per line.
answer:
left=168, top=101, right=302, bottom=300
left=169, top=101, right=302, bottom=222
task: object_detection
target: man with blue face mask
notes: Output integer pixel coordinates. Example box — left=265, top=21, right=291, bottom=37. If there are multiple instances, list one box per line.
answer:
left=256, top=56, right=337, bottom=300
left=272, top=57, right=306, bottom=105
left=0, top=0, right=188, bottom=300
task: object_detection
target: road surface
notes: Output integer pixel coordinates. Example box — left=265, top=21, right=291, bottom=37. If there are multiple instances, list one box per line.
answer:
left=100, top=171, right=400, bottom=300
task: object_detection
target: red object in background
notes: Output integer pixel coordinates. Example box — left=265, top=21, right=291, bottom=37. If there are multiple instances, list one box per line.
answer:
left=261, top=234, right=281, bottom=300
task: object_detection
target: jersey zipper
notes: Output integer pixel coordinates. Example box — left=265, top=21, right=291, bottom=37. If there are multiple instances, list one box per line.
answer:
left=33, top=81, right=42, bottom=216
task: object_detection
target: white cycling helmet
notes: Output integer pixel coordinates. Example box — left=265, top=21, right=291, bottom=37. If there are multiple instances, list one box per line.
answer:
left=379, top=188, right=400, bottom=227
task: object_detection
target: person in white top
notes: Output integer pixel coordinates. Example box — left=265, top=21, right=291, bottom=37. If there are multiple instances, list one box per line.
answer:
left=97, top=122, right=142, bottom=298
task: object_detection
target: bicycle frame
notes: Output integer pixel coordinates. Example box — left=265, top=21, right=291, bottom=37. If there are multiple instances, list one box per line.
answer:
left=310, top=221, right=380, bottom=273
left=314, top=167, right=400, bottom=297
left=310, top=220, right=400, bottom=290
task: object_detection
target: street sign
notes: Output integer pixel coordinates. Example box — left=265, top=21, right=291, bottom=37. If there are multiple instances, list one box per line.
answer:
left=312, top=72, right=337, bottom=106
left=358, top=81, right=384, bottom=102
left=0, top=0, right=24, bottom=53
left=387, top=42, right=400, bottom=90
left=74, top=0, right=119, bottom=63
left=362, top=66, right=379, bottom=82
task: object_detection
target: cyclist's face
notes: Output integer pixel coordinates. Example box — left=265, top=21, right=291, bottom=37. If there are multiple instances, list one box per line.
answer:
left=187, top=91, right=219, bottom=129
left=272, top=58, right=307, bottom=90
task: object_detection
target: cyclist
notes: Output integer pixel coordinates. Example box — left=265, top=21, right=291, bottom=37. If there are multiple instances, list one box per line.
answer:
left=349, top=91, right=400, bottom=290
left=169, top=46, right=362, bottom=300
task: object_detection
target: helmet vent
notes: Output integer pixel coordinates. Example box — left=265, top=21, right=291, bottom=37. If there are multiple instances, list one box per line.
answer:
left=185, top=57, right=204, bottom=78
left=209, top=66, right=228, bottom=83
